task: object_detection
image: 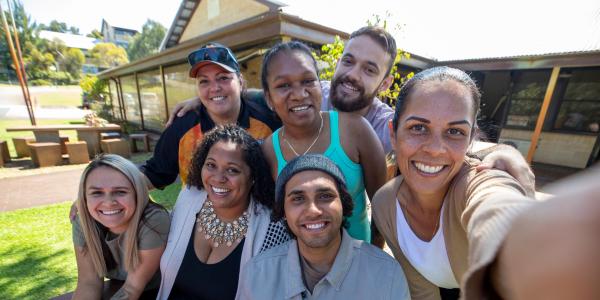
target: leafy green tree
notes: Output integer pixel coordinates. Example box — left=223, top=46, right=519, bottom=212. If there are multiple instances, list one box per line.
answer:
left=126, top=19, right=166, bottom=61
left=68, top=26, right=79, bottom=35
left=62, top=48, right=84, bottom=79
left=86, top=29, right=103, bottom=39
left=40, top=20, right=67, bottom=33
left=0, top=0, right=38, bottom=81
left=90, top=42, right=129, bottom=68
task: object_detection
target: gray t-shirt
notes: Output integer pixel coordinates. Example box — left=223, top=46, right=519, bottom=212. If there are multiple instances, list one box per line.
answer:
left=320, top=81, right=394, bottom=154
left=72, top=204, right=170, bottom=288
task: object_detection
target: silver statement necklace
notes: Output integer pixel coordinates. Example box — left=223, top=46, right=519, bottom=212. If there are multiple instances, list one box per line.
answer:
left=282, top=112, right=324, bottom=157
left=196, top=199, right=249, bottom=247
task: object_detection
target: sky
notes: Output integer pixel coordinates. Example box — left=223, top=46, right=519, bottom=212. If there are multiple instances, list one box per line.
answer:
left=16, top=0, right=600, bottom=61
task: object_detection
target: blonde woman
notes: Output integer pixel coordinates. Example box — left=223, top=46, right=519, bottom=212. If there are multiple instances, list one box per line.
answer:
left=72, top=154, right=170, bottom=299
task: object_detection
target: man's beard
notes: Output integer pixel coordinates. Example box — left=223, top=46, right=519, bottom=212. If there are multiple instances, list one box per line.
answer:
left=330, top=75, right=378, bottom=112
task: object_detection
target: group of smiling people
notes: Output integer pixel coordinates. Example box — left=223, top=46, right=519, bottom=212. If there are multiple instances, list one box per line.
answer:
left=68, top=25, right=597, bottom=300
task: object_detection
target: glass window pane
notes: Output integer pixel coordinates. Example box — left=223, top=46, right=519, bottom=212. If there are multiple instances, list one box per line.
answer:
left=505, top=70, right=551, bottom=129
left=109, top=80, right=121, bottom=120
left=120, top=74, right=142, bottom=128
left=554, top=68, right=600, bottom=133
left=138, top=68, right=167, bottom=131
left=164, top=63, right=196, bottom=114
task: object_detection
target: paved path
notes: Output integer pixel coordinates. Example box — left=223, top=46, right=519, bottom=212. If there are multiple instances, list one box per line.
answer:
left=0, top=168, right=84, bottom=212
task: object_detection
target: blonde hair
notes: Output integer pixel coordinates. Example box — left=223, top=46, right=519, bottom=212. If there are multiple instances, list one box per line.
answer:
left=76, top=154, right=150, bottom=277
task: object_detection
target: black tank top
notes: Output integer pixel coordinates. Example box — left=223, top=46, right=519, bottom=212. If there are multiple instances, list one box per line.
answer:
left=169, top=226, right=245, bottom=300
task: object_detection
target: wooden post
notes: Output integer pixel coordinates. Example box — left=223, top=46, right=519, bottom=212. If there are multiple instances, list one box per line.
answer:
left=160, top=65, right=169, bottom=120
left=526, top=66, right=560, bottom=163
left=0, top=1, right=36, bottom=125
left=7, top=0, right=33, bottom=113
left=135, top=72, right=145, bottom=130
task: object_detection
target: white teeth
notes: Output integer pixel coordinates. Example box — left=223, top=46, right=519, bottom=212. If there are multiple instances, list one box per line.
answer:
left=211, top=96, right=225, bottom=101
left=291, top=105, right=309, bottom=112
left=342, top=82, right=358, bottom=91
left=100, top=209, right=122, bottom=215
left=305, top=223, right=325, bottom=230
left=414, top=162, right=444, bottom=174
left=212, top=186, right=230, bottom=194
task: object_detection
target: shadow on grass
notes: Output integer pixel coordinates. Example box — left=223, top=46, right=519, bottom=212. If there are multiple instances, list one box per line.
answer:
left=0, top=243, right=76, bottom=299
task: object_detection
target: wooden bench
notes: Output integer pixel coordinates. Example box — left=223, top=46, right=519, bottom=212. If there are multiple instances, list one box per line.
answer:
left=66, top=141, right=90, bottom=164
left=0, top=140, right=10, bottom=167
left=12, top=137, right=35, bottom=157
left=29, top=142, right=62, bottom=167
left=59, top=136, right=70, bottom=154
left=101, top=139, right=131, bottom=158
left=129, top=133, right=150, bottom=153
left=100, top=132, right=121, bottom=139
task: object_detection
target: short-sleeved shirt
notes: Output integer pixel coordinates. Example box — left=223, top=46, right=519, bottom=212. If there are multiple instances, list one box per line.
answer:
left=141, top=98, right=281, bottom=188
left=239, top=229, right=410, bottom=300
left=72, top=204, right=170, bottom=289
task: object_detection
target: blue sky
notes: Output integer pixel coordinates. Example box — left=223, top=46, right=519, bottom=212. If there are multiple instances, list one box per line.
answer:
left=17, top=0, right=600, bottom=60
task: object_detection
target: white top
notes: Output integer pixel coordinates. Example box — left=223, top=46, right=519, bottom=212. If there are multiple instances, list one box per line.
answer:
left=395, top=200, right=459, bottom=289
left=156, top=187, right=272, bottom=300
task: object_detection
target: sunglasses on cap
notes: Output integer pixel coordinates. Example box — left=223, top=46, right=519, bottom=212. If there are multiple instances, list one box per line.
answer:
left=188, top=45, right=240, bottom=77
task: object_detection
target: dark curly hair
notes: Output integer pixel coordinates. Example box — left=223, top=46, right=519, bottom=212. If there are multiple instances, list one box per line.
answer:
left=260, top=41, right=320, bottom=93
left=271, top=172, right=354, bottom=238
left=186, top=124, right=275, bottom=209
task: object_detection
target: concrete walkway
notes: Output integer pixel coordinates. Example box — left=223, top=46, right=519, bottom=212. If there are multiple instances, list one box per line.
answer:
left=0, top=168, right=84, bottom=212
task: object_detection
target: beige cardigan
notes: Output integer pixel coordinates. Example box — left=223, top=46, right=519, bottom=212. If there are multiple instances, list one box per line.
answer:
left=372, top=158, right=538, bottom=300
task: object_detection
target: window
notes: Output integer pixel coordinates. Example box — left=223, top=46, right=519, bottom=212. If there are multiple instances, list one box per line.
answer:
left=164, top=63, right=197, bottom=114
left=138, top=69, right=167, bottom=131
left=109, top=80, right=122, bottom=120
left=553, top=68, right=600, bottom=133
left=505, top=70, right=551, bottom=129
left=120, top=75, right=142, bottom=128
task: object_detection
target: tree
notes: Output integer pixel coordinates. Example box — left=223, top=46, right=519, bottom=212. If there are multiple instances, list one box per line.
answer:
left=126, top=19, right=166, bottom=61
left=86, top=29, right=103, bottom=39
left=40, top=20, right=67, bottom=33
left=68, top=26, right=79, bottom=35
left=90, top=42, right=129, bottom=68
left=62, top=48, right=84, bottom=79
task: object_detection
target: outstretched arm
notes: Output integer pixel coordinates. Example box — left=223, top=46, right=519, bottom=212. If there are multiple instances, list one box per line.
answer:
left=472, top=142, right=535, bottom=197
left=492, top=166, right=600, bottom=300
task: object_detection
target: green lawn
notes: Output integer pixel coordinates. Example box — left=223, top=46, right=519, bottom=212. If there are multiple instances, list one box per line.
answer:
left=0, top=201, right=76, bottom=299
left=0, top=181, right=179, bottom=299
left=0, top=119, right=81, bottom=157
left=32, top=86, right=82, bottom=107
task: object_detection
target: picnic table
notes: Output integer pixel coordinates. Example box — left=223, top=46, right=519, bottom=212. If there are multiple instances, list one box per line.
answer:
left=6, top=124, right=122, bottom=156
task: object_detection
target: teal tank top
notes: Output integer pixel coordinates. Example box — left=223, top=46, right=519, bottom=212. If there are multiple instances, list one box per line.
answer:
left=272, top=111, right=370, bottom=242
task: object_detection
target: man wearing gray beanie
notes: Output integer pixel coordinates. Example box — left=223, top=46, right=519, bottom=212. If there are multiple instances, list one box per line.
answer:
left=238, top=155, right=410, bottom=299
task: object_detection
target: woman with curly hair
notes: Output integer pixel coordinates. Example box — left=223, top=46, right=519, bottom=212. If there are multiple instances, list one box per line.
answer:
left=157, top=124, right=290, bottom=300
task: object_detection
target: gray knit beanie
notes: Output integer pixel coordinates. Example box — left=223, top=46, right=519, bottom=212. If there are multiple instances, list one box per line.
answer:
left=275, top=154, right=346, bottom=205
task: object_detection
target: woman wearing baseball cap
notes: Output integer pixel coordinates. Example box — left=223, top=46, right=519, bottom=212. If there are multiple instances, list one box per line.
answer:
left=140, top=43, right=280, bottom=190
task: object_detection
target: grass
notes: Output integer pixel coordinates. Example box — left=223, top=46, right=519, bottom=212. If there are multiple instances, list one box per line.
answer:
left=0, top=201, right=76, bottom=299
left=0, top=119, right=81, bottom=157
left=32, top=86, right=82, bottom=107
left=0, top=180, right=180, bottom=299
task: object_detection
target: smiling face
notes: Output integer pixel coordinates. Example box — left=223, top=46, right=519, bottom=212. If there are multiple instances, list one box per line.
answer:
left=330, top=35, right=392, bottom=113
left=284, top=170, right=343, bottom=251
left=196, top=63, right=242, bottom=124
left=392, top=79, right=475, bottom=199
left=85, top=166, right=136, bottom=234
left=264, top=50, right=322, bottom=128
left=201, top=141, right=252, bottom=214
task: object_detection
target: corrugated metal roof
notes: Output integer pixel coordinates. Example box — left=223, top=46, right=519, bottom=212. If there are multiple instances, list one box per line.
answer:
left=38, top=30, right=98, bottom=51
